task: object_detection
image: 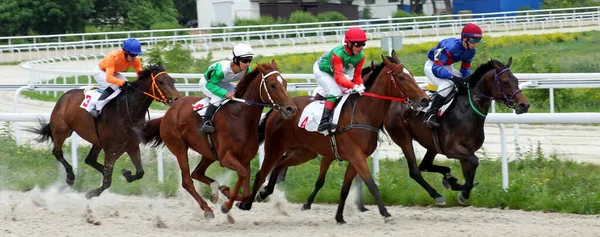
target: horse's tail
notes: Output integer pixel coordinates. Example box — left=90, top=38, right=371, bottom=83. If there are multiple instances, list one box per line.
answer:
left=258, top=109, right=274, bottom=145
left=140, top=118, right=164, bottom=147
left=24, top=120, right=53, bottom=144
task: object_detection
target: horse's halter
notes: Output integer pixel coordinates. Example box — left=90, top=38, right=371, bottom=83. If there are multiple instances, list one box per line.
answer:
left=259, top=70, right=283, bottom=111
left=385, top=63, right=408, bottom=101
left=141, top=71, right=170, bottom=104
left=477, top=67, right=520, bottom=108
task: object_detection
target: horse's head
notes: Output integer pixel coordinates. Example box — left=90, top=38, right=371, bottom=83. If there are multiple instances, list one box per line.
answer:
left=135, top=62, right=182, bottom=105
left=471, top=57, right=530, bottom=114
left=242, top=60, right=297, bottom=119
left=378, top=50, right=429, bottom=107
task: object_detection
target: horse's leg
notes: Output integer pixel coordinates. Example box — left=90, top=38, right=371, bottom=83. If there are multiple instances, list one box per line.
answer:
left=399, top=145, right=445, bottom=205
left=218, top=152, right=249, bottom=214
left=85, top=152, right=121, bottom=199
left=190, top=157, right=225, bottom=203
left=122, top=146, right=144, bottom=183
left=302, top=155, right=333, bottom=211
left=419, top=150, right=463, bottom=191
left=83, top=145, right=103, bottom=173
left=347, top=151, right=391, bottom=223
left=258, top=147, right=317, bottom=203
left=172, top=146, right=215, bottom=218
left=457, top=154, right=480, bottom=204
left=335, top=164, right=357, bottom=224
left=50, top=128, right=75, bottom=186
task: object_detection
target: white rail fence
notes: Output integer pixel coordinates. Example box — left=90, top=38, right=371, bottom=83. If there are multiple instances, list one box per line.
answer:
left=2, top=6, right=600, bottom=62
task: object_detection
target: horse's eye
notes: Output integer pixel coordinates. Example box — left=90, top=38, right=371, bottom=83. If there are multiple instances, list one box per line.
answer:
left=270, top=83, right=276, bottom=89
left=158, top=80, right=164, bottom=85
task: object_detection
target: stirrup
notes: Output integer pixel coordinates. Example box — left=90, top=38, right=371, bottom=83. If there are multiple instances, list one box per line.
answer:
left=199, top=122, right=215, bottom=134
left=89, top=109, right=100, bottom=119
left=423, top=114, right=440, bottom=128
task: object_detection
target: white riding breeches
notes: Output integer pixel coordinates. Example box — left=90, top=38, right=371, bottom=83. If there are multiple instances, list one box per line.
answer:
left=199, top=78, right=235, bottom=105
left=424, top=60, right=462, bottom=97
left=92, top=65, right=125, bottom=111
left=313, top=61, right=353, bottom=98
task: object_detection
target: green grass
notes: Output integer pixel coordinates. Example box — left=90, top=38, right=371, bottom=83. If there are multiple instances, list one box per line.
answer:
left=2, top=123, right=600, bottom=215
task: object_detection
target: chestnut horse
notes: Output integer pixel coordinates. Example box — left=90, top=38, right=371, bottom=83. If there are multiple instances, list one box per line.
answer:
left=27, top=63, right=181, bottom=198
left=140, top=61, right=297, bottom=218
left=238, top=52, right=429, bottom=224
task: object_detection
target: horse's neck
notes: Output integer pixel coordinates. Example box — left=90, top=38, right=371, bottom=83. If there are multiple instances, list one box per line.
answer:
left=227, top=77, right=264, bottom=125
left=453, top=80, right=492, bottom=126
left=352, top=74, right=393, bottom=126
left=114, top=88, right=153, bottom=118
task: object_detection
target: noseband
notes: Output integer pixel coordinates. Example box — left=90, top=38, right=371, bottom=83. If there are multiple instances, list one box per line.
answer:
left=477, top=68, right=520, bottom=108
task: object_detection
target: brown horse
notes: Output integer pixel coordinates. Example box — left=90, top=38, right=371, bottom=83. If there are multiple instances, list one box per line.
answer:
left=237, top=51, right=429, bottom=224
left=139, top=61, right=297, bottom=218
left=27, top=63, right=181, bottom=199
left=383, top=58, right=530, bottom=205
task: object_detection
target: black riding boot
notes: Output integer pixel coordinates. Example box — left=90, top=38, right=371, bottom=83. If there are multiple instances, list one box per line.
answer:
left=199, top=104, right=218, bottom=134
left=90, top=87, right=114, bottom=118
left=423, top=95, right=445, bottom=128
left=317, top=108, right=334, bottom=132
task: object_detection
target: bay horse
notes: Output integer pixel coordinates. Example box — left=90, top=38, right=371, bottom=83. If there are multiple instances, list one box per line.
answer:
left=139, top=61, right=297, bottom=219
left=238, top=51, right=429, bottom=224
left=27, top=63, right=181, bottom=199
left=383, top=57, right=530, bottom=205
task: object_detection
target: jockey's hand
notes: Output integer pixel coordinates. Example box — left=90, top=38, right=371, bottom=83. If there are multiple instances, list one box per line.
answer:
left=451, top=76, right=465, bottom=86
left=225, top=92, right=235, bottom=99
left=120, top=81, right=132, bottom=89
left=353, top=84, right=366, bottom=95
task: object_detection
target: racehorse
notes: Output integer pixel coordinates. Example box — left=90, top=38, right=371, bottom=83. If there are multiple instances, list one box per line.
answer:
left=139, top=61, right=297, bottom=219
left=27, top=63, right=181, bottom=199
left=237, top=51, right=429, bottom=224
left=383, top=57, right=530, bottom=205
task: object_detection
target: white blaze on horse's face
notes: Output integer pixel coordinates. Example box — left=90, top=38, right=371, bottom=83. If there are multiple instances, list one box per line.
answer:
left=403, top=67, right=412, bottom=77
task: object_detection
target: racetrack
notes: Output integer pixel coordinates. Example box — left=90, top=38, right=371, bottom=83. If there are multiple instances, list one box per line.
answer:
left=1, top=188, right=600, bottom=237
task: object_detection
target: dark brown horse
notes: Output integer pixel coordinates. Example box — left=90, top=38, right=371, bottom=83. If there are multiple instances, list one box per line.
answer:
left=27, top=63, right=181, bottom=199
left=140, top=61, right=297, bottom=218
left=237, top=52, right=429, bottom=224
left=383, top=58, right=529, bottom=205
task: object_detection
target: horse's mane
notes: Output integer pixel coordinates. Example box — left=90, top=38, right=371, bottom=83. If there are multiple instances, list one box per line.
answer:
left=464, top=59, right=505, bottom=90
left=136, top=63, right=165, bottom=84
left=234, top=63, right=262, bottom=98
left=364, top=56, right=398, bottom=90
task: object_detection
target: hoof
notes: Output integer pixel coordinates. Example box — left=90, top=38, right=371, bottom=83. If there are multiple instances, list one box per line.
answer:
left=357, top=205, right=369, bottom=212
left=301, top=204, right=311, bottom=211
left=457, top=193, right=468, bottom=205
left=237, top=201, right=251, bottom=211
left=121, top=169, right=134, bottom=182
left=434, top=196, right=446, bottom=206
left=85, top=190, right=98, bottom=199
left=384, top=216, right=396, bottom=224
left=442, top=179, right=451, bottom=190
left=256, top=192, right=265, bottom=203
left=66, top=177, right=75, bottom=187
left=221, top=204, right=230, bottom=214
left=335, top=217, right=346, bottom=225
left=204, top=211, right=215, bottom=219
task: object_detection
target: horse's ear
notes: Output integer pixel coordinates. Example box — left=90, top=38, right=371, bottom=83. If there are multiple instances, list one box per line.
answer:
left=391, top=50, right=400, bottom=63
left=370, top=60, right=375, bottom=70
left=506, top=57, right=513, bottom=68
left=271, top=59, right=278, bottom=70
left=381, top=54, right=391, bottom=65
left=490, top=58, right=501, bottom=69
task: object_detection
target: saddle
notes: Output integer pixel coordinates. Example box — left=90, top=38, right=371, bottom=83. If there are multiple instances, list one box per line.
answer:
left=421, top=85, right=458, bottom=117
left=298, top=94, right=351, bottom=135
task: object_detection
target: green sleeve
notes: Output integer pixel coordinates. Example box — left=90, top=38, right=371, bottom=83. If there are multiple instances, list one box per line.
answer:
left=203, top=63, right=227, bottom=98
left=247, top=67, right=252, bottom=73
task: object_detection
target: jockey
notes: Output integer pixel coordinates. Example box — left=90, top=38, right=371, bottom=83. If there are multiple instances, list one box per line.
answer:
left=314, top=27, right=367, bottom=132
left=198, top=43, right=254, bottom=134
left=91, top=38, right=143, bottom=118
left=423, top=23, right=482, bottom=128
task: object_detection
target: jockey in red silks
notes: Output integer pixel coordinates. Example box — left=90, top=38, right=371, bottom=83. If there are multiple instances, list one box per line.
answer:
left=423, top=23, right=483, bottom=128
left=91, top=38, right=144, bottom=118
left=313, top=27, right=367, bottom=132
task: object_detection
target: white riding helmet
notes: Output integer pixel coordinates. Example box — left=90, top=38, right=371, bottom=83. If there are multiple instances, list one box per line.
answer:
left=232, top=43, right=254, bottom=58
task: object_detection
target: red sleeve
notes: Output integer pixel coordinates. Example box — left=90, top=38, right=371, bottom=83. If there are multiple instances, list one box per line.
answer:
left=331, top=54, right=355, bottom=89
left=352, top=57, right=365, bottom=85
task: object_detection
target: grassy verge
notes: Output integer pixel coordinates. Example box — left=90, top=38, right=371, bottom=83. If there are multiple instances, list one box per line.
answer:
left=2, top=124, right=599, bottom=215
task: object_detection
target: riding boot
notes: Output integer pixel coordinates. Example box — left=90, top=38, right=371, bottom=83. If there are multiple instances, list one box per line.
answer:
left=423, top=95, right=445, bottom=128
left=90, top=87, right=114, bottom=119
left=317, top=108, right=334, bottom=132
left=199, top=104, right=218, bottom=134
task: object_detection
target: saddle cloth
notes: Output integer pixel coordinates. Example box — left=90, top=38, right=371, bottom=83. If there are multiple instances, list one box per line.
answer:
left=79, top=87, right=122, bottom=113
left=192, top=98, right=211, bottom=117
left=298, top=94, right=351, bottom=136
left=421, top=88, right=456, bottom=117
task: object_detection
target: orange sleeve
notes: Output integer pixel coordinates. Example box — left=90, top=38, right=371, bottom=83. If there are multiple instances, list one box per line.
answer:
left=352, top=57, right=365, bottom=85
left=331, top=54, right=355, bottom=89
left=105, top=55, right=125, bottom=87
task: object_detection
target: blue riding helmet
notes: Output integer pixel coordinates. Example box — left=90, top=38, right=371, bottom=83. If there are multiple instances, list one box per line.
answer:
left=123, top=38, right=143, bottom=55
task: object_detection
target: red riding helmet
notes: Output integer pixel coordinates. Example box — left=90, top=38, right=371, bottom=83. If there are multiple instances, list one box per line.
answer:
left=344, top=27, right=367, bottom=43
left=461, top=23, right=483, bottom=38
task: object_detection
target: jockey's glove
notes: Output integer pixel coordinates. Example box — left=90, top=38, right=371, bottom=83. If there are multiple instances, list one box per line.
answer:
left=121, top=81, right=133, bottom=89
left=450, top=76, right=465, bottom=86
left=353, top=84, right=366, bottom=95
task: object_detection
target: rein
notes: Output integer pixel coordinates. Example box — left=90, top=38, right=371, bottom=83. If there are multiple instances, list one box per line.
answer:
left=467, top=67, right=519, bottom=118
left=359, top=63, right=409, bottom=102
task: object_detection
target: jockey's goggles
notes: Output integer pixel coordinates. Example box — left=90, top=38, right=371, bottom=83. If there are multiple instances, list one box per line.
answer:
left=351, top=41, right=366, bottom=47
left=239, top=57, right=253, bottom=64
left=467, top=37, right=482, bottom=44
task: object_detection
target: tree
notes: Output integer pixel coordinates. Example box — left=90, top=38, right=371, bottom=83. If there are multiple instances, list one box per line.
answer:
left=173, top=0, right=197, bottom=26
